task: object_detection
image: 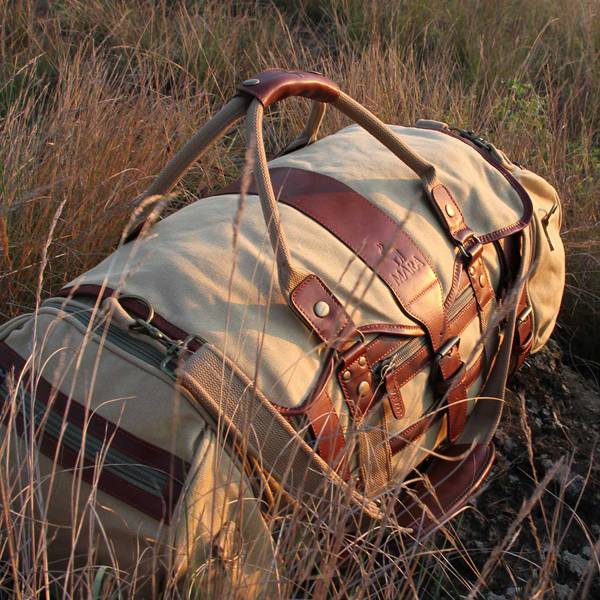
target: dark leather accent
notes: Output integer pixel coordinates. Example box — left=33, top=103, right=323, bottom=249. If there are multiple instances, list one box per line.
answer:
left=358, top=322, right=423, bottom=336
left=337, top=343, right=375, bottom=418
left=430, top=184, right=495, bottom=319
left=0, top=341, right=189, bottom=523
left=395, top=443, right=495, bottom=536
left=219, top=167, right=448, bottom=352
left=511, top=289, right=533, bottom=372
left=385, top=369, right=405, bottom=419
left=290, top=274, right=357, bottom=348
left=389, top=351, right=483, bottom=455
left=237, top=69, right=340, bottom=108
left=305, top=388, right=346, bottom=467
left=417, top=123, right=533, bottom=244
left=465, top=251, right=495, bottom=314
left=431, top=184, right=473, bottom=246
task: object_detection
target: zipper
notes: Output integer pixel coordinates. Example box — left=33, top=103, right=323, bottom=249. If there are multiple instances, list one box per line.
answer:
left=43, top=299, right=205, bottom=379
left=375, top=284, right=473, bottom=379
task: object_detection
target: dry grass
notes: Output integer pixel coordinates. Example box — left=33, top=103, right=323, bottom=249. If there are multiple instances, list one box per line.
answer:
left=1, top=0, right=599, bottom=598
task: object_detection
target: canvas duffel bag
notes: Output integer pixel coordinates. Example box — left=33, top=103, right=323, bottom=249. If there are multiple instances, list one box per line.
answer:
left=0, top=69, right=564, bottom=595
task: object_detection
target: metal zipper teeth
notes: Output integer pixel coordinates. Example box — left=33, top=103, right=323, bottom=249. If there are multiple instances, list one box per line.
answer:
left=43, top=300, right=169, bottom=375
left=380, top=285, right=473, bottom=374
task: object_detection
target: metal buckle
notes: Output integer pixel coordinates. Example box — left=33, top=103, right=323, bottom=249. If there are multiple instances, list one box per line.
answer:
left=517, top=305, right=533, bottom=325
left=160, top=334, right=205, bottom=376
left=118, top=294, right=155, bottom=323
left=457, top=235, right=482, bottom=260
left=435, top=336, right=461, bottom=361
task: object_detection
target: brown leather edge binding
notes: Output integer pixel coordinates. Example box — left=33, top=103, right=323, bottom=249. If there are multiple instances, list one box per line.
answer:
left=237, top=69, right=340, bottom=108
left=416, top=123, right=533, bottom=244
left=0, top=341, right=189, bottom=523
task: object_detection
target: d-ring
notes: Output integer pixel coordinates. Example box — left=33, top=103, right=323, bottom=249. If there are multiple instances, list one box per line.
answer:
left=117, top=294, right=155, bottom=323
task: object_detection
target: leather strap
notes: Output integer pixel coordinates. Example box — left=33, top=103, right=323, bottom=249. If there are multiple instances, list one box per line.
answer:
left=304, top=388, right=346, bottom=468
left=395, top=443, right=495, bottom=536
left=511, top=289, right=533, bottom=371
left=237, top=69, right=340, bottom=108
left=219, top=167, right=448, bottom=353
left=218, top=167, right=487, bottom=443
left=289, top=274, right=357, bottom=349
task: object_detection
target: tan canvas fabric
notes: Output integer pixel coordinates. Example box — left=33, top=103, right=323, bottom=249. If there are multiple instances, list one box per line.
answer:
left=0, top=303, right=278, bottom=594
left=510, top=169, right=565, bottom=351
left=0, top=104, right=564, bottom=597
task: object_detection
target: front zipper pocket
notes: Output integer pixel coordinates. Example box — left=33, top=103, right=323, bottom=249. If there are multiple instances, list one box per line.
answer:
left=376, top=284, right=474, bottom=380
left=42, top=298, right=205, bottom=380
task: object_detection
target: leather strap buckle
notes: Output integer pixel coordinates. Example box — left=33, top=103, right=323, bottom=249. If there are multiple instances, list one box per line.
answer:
left=458, top=234, right=482, bottom=261
left=435, top=336, right=461, bottom=362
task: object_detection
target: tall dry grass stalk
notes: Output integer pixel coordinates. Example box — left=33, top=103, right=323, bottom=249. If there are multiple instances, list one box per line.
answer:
left=1, top=0, right=599, bottom=598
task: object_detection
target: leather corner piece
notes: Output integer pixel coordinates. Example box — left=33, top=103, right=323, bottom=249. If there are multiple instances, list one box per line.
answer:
left=237, top=69, right=340, bottom=108
left=290, top=274, right=355, bottom=346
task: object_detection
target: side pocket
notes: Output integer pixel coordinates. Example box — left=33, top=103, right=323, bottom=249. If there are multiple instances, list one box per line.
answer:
left=515, top=169, right=565, bottom=352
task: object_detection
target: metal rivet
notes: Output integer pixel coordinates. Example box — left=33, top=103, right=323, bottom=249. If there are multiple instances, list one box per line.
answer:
left=468, top=266, right=476, bottom=276
left=314, top=300, right=330, bottom=318
left=358, top=356, right=367, bottom=367
left=242, top=78, right=260, bottom=86
left=479, top=274, right=486, bottom=287
left=342, top=370, right=352, bottom=381
left=357, top=381, right=371, bottom=396
left=445, top=203, right=456, bottom=218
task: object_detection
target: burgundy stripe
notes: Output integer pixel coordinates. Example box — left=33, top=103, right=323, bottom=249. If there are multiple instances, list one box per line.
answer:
left=58, top=284, right=203, bottom=353
left=0, top=341, right=189, bottom=523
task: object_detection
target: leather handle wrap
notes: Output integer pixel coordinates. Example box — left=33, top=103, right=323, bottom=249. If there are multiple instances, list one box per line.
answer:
left=237, top=69, right=340, bottom=107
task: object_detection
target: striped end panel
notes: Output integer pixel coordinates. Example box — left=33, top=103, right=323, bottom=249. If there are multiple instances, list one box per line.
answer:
left=0, top=341, right=189, bottom=524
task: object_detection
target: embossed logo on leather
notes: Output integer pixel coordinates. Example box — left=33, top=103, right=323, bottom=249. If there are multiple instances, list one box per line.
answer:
left=377, top=242, right=425, bottom=284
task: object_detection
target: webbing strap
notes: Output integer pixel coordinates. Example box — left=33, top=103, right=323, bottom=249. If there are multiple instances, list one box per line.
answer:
left=178, top=343, right=383, bottom=520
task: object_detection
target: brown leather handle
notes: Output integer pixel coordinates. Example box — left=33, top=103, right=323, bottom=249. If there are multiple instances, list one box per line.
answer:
left=237, top=69, right=340, bottom=108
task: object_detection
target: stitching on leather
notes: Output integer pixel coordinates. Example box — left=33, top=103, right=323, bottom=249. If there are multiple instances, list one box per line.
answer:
left=291, top=275, right=349, bottom=341
left=359, top=323, right=423, bottom=335
left=433, top=184, right=468, bottom=231
left=366, top=337, right=404, bottom=363
left=279, top=177, right=446, bottom=333
left=387, top=378, right=405, bottom=418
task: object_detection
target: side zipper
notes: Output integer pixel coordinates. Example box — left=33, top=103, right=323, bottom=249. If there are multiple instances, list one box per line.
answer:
left=43, top=299, right=205, bottom=380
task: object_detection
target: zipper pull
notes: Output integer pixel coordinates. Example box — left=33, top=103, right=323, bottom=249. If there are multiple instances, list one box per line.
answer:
left=541, top=201, right=558, bottom=252
left=160, top=334, right=205, bottom=377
